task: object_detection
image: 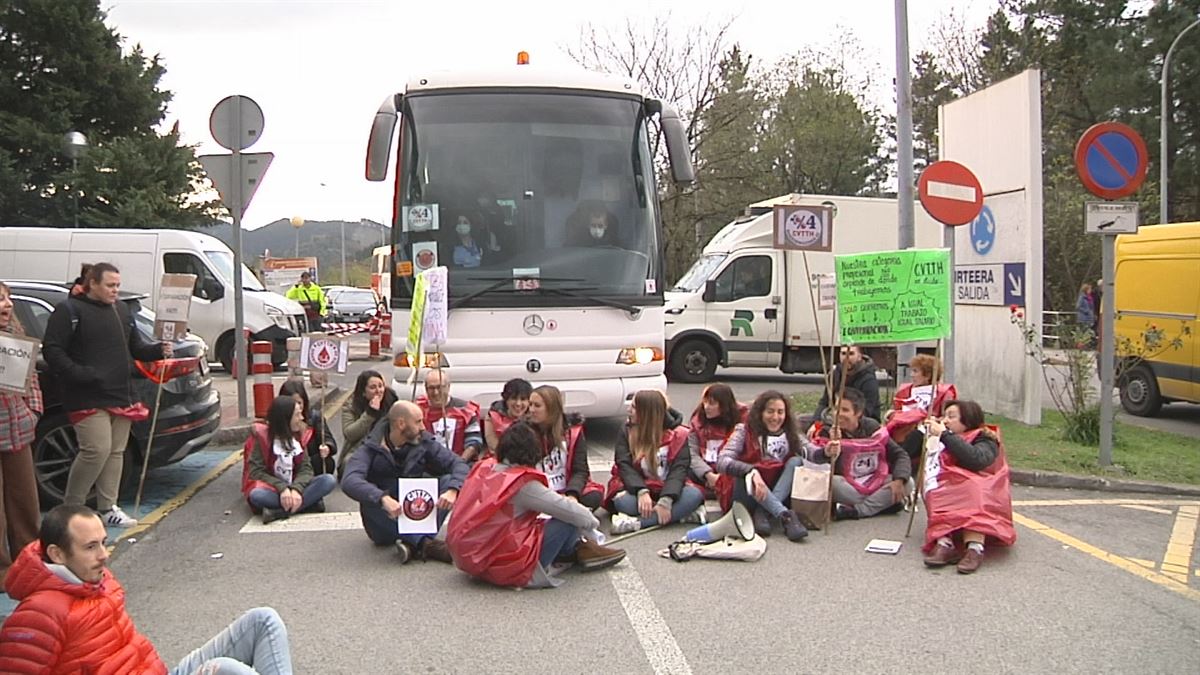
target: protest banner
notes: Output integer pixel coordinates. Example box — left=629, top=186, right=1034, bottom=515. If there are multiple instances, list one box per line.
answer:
left=834, top=249, right=952, bottom=345
left=154, top=273, right=197, bottom=341
left=397, top=477, right=440, bottom=535
left=0, top=334, right=39, bottom=395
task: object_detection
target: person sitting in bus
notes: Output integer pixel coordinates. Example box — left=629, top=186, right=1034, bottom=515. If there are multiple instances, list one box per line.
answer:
left=527, top=385, right=605, bottom=510
left=416, top=370, right=485, bottom=462
left=484, top=378, right=534, bottom=453
left=279, top=379, right=337, bottom=476
left=715, top=390, right=809, bottom=542
left=686, top=383, right=747, bottom=494
left=607, top=390, right=705, bottom=534
left=338, top=369, right=398, bottom=479
left=452, top=214, right=484, bottom=268
left=567, top=202, right=619, bottom=247
left=241, top=395, right=338, bottom=524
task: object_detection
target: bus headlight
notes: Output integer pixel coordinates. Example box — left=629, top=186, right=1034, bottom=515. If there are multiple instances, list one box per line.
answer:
left=616, top=347, right=663, bottom=365
left=394, top=352, right=449, bottom=369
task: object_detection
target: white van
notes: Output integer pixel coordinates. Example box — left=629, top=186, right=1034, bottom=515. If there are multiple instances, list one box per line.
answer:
left=0, top=227, right=307, bottom=371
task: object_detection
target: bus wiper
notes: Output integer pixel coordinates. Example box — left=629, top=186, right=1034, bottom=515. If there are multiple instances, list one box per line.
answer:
left=539, top=286, right=642, bottom=318
left=450, top=276, right=585, bottom=309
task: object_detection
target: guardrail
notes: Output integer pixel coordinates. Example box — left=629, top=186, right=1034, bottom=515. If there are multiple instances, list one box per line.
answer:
left=1042, top=310, right=1075, bottom=348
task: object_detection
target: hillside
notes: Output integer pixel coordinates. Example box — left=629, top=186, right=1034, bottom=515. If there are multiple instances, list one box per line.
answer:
left=199, top=218, right=390, bottom=285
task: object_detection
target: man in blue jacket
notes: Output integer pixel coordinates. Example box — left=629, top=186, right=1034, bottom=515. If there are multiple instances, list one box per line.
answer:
left=341, top=400, right=468, bottom=564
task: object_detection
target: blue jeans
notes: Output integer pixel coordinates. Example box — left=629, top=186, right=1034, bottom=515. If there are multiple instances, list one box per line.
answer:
left=539, top=518, right=581, bottom=569
left=732, top=457, right=803, bottom=518
left=359, top=474, right=454, bottom=548
left=248, top=474, right=336, bottom=512
left=612, top=485, right=706, bottom=528
left=169, top=607, right=292, bottom=675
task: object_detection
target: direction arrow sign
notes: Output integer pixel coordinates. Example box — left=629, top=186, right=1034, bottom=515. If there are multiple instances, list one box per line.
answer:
left=198, top=152, right=273, bottom=220
left=1085, top=201, right=1139, bottom=234
left=918, top=160, right=984, bottom=226
left=1074, top=122, right=1148, bottom=200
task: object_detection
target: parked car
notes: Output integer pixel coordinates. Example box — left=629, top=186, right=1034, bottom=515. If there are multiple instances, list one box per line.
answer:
left=325, top=286, right=380, bottom=323
left=6, top=281, right=222, bottom=505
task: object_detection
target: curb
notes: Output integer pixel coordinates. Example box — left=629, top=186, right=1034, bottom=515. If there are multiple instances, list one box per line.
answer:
left=211, top=385, right=343, bottom=446
left=1010, top=468, right=1200, bottom=497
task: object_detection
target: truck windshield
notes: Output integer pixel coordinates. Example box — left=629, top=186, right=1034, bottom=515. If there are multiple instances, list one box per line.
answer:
left=391, top=91, right=661, bottom=306
left=204, top=250, right=265, bottom=291
left=671, top=254, right=727, bottom=293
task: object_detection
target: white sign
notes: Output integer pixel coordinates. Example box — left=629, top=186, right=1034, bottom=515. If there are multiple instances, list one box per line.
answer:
left=818, top=273, right=837, bottom=309
left=155, top=273, right=196, bottom=341
left=954, top=264, right=1004, bottom=306
left=299, top=335, right=348, bottom=374
left=1085, top=201, right=1139, bottom=234
left=402, top=204, right=439, bottom=232
left=397, top=477, right=439, bottom=535
left=412, top=242, right=438, bottom=272
left=0, top=334, right=39, bottom=395
left=773, top=204, right=833, bottom=252
left=421, top=267, right=449, bottom=348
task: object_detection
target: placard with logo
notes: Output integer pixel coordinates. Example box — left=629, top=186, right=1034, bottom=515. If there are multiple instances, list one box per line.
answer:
left=0, top=334, right=39, bottom=395
left=154, top=273, right=197, bottom=341
left=396, top=477, right=439, bottom=534
left=299, top=334, right=348, bottom=374
left=773, top=204, right=833, bottom=252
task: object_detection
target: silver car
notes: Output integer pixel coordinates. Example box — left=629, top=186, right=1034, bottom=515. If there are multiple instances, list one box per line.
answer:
left=325, top=287, right=379, bottom=323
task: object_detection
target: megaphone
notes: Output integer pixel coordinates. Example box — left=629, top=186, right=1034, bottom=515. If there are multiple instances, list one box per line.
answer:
left=685, top=502, right=755, bottom=543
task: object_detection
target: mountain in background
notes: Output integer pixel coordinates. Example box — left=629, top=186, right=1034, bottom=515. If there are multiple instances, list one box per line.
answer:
left=199, top=218, right=390, bottom=286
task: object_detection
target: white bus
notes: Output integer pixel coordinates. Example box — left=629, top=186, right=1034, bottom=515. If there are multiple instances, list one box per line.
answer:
left=364, top=58, right=694, bottom=417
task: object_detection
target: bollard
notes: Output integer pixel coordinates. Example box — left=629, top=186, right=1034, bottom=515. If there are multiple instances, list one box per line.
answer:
left=251, top=341, right=274, bottom=419
left=287, top=336, right=302, bottom=379
left=380, top=312, right=393, bottom=354
left=369, top=315, right=381, bottom=359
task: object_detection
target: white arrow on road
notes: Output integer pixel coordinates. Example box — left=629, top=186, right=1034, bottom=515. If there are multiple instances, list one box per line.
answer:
left=1008, top=272, right=1024, bottom=298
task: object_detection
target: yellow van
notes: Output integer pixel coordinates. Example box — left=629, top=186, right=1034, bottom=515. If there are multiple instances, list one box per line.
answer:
left=1113, top=222, right=1199, bottom=416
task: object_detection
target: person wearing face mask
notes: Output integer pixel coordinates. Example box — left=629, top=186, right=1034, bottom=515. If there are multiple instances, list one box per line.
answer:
left=568, top=203, right=618, bottom=247
left=484, top=378, right=533, bottom=454
left=452, top=214, right=483, bottom=268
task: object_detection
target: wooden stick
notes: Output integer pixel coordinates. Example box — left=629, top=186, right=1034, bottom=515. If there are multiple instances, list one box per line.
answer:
left=825, top=346, right=851, bottom=534
left=800, top=252, right=832, bottom=405
left=604, top=524, right=664, bottom=546
left=134, top=361, right=167, bottom=517
left=906, top=339, right=943, bottom=538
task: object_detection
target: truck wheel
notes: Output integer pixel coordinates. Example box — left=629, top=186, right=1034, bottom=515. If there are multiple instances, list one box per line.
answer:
left=1119, top=364, right=1162, bottom=417
left=669, top=339, right=718, bottom=383
left=216, top=333, right=235, bottom=374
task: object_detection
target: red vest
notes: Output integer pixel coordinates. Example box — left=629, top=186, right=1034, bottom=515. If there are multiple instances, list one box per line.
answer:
left=922, top=426, right=1016, bottom=551
left=446, top=459, right=546, bottom=587
left=487, top=408, right=520, bottom=442
left=536, top=424, right=603, bottom=499
left=689, top=403, right=747, bottom=468
left=886, top=383, right=958, bottom=443
left=606, top=426, right=690, bottom=499
left=715, top=426, right=796, bottom=511
left=812, top=426, right=892, bottom=495
left=416, top=396, right=481, bottom=456
left=240, top=423, right=312, bottom=499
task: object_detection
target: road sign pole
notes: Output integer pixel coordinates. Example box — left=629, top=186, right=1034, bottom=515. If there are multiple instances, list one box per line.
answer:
left=231, top=97, right=248, bottom=419
left=943, top=225, right=956, bottom=383
left=894, top=0, right=916, bottom=375
left=1099, top=234, right=1115, bottom=466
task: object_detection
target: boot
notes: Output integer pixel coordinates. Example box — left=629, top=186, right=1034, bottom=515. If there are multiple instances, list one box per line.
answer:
left=419, top=538, right=453, bottom=564
left=752, top=508, right=772, bottom=537
left=261, top=508, right=289, bottom=525
left=574, top=540, right=626, bottom=572
left=779, top=510, right=809, bottom=542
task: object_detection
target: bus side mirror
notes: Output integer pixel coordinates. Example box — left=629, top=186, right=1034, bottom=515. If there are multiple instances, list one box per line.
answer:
left=654, top=101, right=695, bottom=186
left=702, top=279, right=716, bottom=303
left=365, top=94, right=401, bottom=182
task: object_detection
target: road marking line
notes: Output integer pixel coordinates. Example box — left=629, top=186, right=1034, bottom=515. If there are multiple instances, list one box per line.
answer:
left=608, top=560, right=693, bottom=675
left=927, top=180, right=977, bottom=202
left=1013, top=499, right=1200, bottom=507
left=1118, top=504, right=1174, bottom=515
left=240, top=511, right=363, bottom=534
left=1014, top=512, right=1200, bottom=603
left=1129, top=558, right=1156, bottom=568
left=1162, top=505, right=1199, bottom=583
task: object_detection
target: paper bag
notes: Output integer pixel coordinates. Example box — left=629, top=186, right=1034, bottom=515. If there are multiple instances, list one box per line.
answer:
left=790, top=460, right=831, bottom=530
left=397, top=477, right=439, bottom=535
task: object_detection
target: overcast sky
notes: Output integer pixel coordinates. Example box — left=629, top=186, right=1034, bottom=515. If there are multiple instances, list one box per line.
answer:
left=101, top=0, right=999, bottom=229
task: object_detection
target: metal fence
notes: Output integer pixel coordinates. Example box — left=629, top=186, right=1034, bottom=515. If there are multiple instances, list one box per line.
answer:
left=1042, top=310, right=1075, bottom=347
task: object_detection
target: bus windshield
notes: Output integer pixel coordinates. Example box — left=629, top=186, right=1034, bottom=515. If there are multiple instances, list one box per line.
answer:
left=391, top=91, right=661, bottom=306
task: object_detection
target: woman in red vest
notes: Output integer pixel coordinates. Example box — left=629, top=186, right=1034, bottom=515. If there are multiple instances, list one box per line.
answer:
left=447, top=422, right=625, bottom=588
left=606, top=390, right=705, bottom=534
left=886, top=353, right=957, bottom=463
left=241, top=395, right=336, bottom=524
left=527, top=385, right=604, bottom=509
left=685, top=383, right=747, bottom=494
left=715, top=390, right=809, bottom=542
left=921, top=399, right=1015, bottom=574
left=484, top=378, right=533, bottom=454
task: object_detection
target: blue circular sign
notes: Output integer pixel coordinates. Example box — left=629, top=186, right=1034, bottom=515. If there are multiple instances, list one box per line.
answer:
left=970, top=205, right=995, bottom=256
left=1074, top=122, right=1148, bottom=200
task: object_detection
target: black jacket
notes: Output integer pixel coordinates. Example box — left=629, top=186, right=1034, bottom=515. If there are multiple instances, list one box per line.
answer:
left=815, top=355, right=882, bottom=422
left=613, top=407, right=689, bottom=502
left=341, top=430, right=468, bottom=507
left=41, top=295, right=164, bottom=412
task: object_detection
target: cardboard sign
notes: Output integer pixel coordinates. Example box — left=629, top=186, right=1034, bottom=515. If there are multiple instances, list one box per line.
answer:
left=154, top=273, right=197, bottom=341
left=397, top=477, right=439, bottom=535
left=262, top=257, right=319, bottom=295
left=835, top=249, right=951, bottom=345
left=0, top=334, right=39, bottom=395
left=299, top=334, right=348, bottom=374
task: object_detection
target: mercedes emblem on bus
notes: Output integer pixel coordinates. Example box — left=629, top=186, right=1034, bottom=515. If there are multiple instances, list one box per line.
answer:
left=523, top=314, right=545, bottom=335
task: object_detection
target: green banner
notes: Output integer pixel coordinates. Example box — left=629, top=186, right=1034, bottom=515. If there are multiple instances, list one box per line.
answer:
left=405, top=272, right=428, bottom=382
left=835, top=248, right=951, bottom=345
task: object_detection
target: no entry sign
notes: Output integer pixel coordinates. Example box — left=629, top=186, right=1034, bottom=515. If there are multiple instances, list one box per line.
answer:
left=918, top=161, right=984, bottom=226
left=1074, top=122, right=1148, bottom=200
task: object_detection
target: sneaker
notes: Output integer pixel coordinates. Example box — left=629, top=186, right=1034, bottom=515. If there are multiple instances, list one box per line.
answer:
left=395, top=541, right=413, bottom=564
left=682, top=504, right=707, bottom=525
left=103, top=506, right=138, bottom=528
left=610, top=513, right=641, bottom=535
left=574, top=540, right=626, bottom=572
left=752, top=508, right=772, bottom=537
left=418, top=538, right=453, bottom=564
left=833, top=504, right=859, bottom=521
left=778, top=510, right=809, bottom=542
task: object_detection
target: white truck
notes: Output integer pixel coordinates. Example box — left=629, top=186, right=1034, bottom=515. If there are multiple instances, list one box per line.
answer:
left=0, top=227, right=307, bottom=372
left=664, top=194, right=943, bottom=382
left=364, top=58, right=694, bottom=417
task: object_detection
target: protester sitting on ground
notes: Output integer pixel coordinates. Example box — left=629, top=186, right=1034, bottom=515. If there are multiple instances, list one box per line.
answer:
left=242, top=396, right=337, bottom=525
left=715, top=390, right=809, bottom=542
left=885, top=353, right=958, bottom=465
left=341, top=401, right=467, bottom=564
left=607, top=390, right=704, bottom=534
left=338, top=369, right=398, bottom=478
left=279, top=379, right=337, bottom=476
left=0, top=504, right=294, bottom=674
left=527, top=385, right=605, bottom=510
left=416, top=370, right=485, bottom=462
left=484, top=378, right=533, bottom=453
left=447, top=422, right=626, bottom=588
left=921, top=400, right=1015, bottom=574
left=0, top=281, right=41, bottom=590
left=805, top=388, right=911, bottom=521
left=686, top=383, right=747, bottom=494
left=812, top=345, right=881, bottom=423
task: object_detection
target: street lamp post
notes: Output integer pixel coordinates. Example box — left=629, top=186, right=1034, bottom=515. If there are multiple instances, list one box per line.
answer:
left=63, top=131, right=89, bottom=227
left=290, top=215, right=304, bottom=256
left=1160, top=18, right=1200, bottom=225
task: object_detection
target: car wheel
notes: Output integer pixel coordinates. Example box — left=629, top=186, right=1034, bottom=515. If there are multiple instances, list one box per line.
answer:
left=669, top=339, right=718, bottom=383
left=33, top=412, right=80, bottom=506
left=1119, top=364, right=1162, bottom=417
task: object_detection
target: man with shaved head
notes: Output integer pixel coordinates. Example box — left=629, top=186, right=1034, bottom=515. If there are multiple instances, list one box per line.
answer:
left=416, top=369, right=484, bottom=462
left=342, top=401, right=469, bottom=564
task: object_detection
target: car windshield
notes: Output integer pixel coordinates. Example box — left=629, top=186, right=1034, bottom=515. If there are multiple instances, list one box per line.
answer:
left=339, top=290, right=375, bottom=305
left=204, top=250, right=264, bottom=291
left=672, top=254, right=727, bottom=292
left=391, top=91, right=661, bottom=306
